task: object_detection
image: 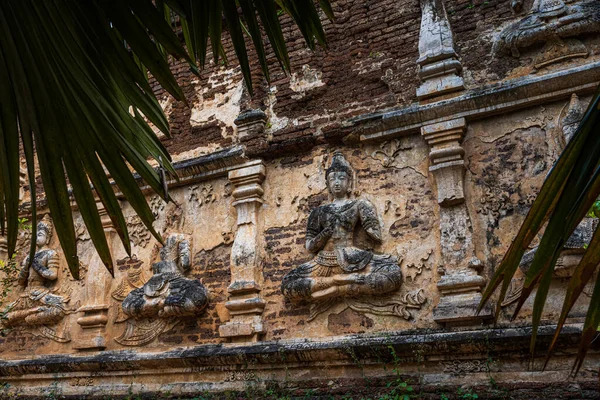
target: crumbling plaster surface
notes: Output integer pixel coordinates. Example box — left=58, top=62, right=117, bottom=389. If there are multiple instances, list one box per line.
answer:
left=2, top=2, right=599, bottom=397
left=464, top=100, right=593, bottom=320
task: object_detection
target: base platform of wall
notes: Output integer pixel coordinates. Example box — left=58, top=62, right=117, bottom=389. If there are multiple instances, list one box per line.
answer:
left=0, top=323, right=598, bottom=399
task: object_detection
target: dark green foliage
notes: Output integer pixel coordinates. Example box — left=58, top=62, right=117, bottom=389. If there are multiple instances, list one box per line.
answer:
left=479, top=86, right=600, bottom=373
left=0, top=0, right=332, bottom=278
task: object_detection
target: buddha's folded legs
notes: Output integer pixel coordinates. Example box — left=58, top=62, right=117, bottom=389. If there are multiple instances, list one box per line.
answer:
left=23, top=306, right=63, bottom=326
left=122, top=287, right=162, bottom=319
left=283, top=256, right=402, bottom=302
left=160, top=281, right=209, bottom=317
left=281, top=261, right=336, bottom=301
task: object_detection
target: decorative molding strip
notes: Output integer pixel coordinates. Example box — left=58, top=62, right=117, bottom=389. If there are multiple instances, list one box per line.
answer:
left=0, top=324, right=586, bottom=377
left=129, top=145, right=248, bottom=196
left=355, top=62, right=600, bottom=143
left=18, top=146, right=248, bottom=213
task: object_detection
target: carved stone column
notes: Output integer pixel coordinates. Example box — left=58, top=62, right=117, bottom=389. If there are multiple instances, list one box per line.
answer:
left=219, top=160, right=266, bottom=342
left=73, top=202, right=115, bottom=351
left=422, top=118, right=493, bottom=324
left=417, top=0, right=464, bottom=100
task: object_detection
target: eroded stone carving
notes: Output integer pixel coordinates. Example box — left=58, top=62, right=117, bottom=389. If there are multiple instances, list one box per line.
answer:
left=417, top=0, right=464, bottom=99
left=559, top=93, right=585, bottom=147
left=502, top=99, right=597, bottom=308
left=405, top=249, right=434, bottom=283
left=114, top=234, right=209, bottom=346
left=495, top=0, right=599, bottom=69
left=441, top=359, right=498, bottom=376
left=188, top=184, right=217, bottom=207
left=150, top=195, right=166, bottom=219
left=127, top=215, right=152, bottom=248
left=2, top=217, right=74, bottom=342
left=282, top=152, right=424, bottom=321
left=502, top=217, right=598, bottom=307
left=370, top=139, right=414, bottom=168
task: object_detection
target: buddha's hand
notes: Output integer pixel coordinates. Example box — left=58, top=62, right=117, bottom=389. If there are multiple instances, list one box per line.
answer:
left=332, top=273, right=366, bottom=285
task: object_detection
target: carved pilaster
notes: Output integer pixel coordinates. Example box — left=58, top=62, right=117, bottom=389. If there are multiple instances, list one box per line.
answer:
left=422, top=118, right=466, bottom=207
left=219, top=160, right=266, bottom=342
left=73, top=202, right=114, bottom=351
left=417, top=0, right=464, bottom=100
left=422, top=118, right=493, bottom=324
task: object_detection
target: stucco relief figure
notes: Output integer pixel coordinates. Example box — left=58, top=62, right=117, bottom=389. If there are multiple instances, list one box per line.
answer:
left=114, top=233, right=209, bottom=346
left=282, top=152, right=424, bottom=321
left=495, top=0, right=599, bottom=69
left=3, top=217, right=73, bottom=342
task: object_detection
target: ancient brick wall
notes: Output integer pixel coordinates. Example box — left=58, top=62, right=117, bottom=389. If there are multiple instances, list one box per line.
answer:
left=2, top=0, right=600, bottom=397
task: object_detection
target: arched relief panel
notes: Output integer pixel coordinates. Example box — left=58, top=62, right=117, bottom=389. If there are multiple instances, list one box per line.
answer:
left=463, top=96, right=596, bottom=324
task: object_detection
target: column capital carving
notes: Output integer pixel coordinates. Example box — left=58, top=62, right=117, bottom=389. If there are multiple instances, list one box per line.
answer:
left=229, top=161, right=266, bottom=207
left=422, top=118, right=467, bottom=206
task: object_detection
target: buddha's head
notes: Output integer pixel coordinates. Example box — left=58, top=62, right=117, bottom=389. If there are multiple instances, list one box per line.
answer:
left=36, top=217, right=53, bottom=248
left=326, top=152, right=353, bottom=199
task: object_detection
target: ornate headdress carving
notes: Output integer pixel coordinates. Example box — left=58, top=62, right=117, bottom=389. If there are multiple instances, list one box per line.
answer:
left=37, top=215, right=53, bottom=238
left=326, top=151, right=353, bottom=179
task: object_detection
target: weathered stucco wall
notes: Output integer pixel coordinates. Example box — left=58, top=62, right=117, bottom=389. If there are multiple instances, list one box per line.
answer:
left=1, top=0, right=600, bottom=398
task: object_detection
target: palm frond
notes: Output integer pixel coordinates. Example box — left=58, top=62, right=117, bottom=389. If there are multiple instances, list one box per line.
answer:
left=480, top=85, right=600, bottom=371
left=0, top=0, right=332, bottom=277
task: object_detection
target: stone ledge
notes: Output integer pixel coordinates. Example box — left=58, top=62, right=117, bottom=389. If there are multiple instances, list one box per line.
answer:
left=354, top=62, right=600, bottom=142
left=18, top=145, right=248, bottom=213
left=0, top=324, right=591, bottom=377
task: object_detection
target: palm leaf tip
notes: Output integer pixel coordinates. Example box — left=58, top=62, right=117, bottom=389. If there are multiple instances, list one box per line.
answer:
left=478, top=84, right=600, bottom=372
left=0, top=0, right=334, bottom=280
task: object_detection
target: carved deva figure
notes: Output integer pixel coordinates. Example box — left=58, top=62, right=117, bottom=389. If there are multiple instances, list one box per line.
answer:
left=3, top=217, right=72, bottom=342
left=282, top=152, right=418, bottom=320
left=122, top=234, right=209, bottom=319
left=116, top=233, right=209, bottom=346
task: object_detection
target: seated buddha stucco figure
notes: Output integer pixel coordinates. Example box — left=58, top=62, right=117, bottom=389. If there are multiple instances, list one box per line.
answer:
left=4, top=218, right=71, bottom=332
left=281, top=152, right=402, bottom=304
left=122, top=233, right=209, bottom=319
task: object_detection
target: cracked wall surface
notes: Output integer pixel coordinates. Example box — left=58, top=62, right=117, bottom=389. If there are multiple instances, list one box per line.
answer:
left=2, top=0, right=599, bottom=397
